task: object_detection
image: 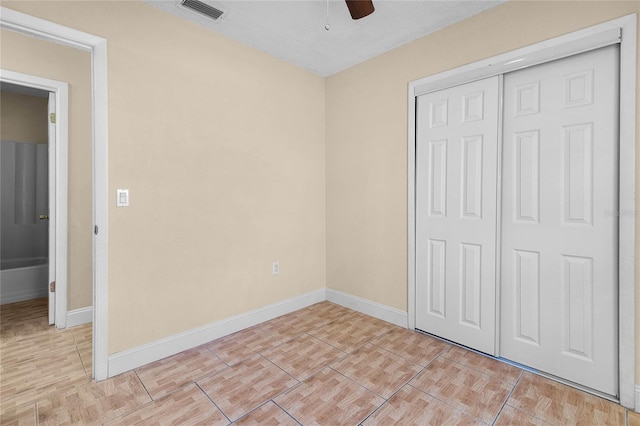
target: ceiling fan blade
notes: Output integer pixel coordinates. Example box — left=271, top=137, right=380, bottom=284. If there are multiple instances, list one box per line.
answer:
left=345, top=0, right=375, bottom=20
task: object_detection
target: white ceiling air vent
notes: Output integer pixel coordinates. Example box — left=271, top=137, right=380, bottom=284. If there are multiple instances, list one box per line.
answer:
left=180, top=0, right=226, bottom=22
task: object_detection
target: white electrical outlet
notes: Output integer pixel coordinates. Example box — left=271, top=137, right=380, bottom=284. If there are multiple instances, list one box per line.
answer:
left=272, top=261, right=279, bottom=275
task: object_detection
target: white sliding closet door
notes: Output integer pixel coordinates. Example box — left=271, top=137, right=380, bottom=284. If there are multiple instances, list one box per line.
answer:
left=415, top=76, right=499, bottom=355
left=500, top=46, right=619, bottom=396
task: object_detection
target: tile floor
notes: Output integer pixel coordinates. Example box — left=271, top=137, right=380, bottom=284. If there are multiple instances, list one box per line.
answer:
left=1, top=298, right=639, bottom=425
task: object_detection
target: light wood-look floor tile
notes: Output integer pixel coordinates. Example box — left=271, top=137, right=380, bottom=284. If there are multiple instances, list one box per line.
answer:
left=507, top=372, right=625, bottom=426
left=275, top=368, right=384, bottom=426
left=371, top=327, right=450, bottom=366
left=0, top=299, right=50, bottom=343
left=442, top=345, right=522, bottom=384
left=296, top=301, right=354, bottom=323
left=0, top=301, right=93, bottom=415
left=70, top=323, right=93, bottom=375
left=363, top=385, right=483, bottom=425
left=77, top=346, right=92, bottom=377
left=198, top=355, right=297, bottom=421
left=258, top=312, right=320, bottom=341
left=257, top=302, right=355, bottom=342
left=1, top=347, right=89, bottom=412
left=2, top=297, right=633, bottom=425
left=0, top=328, right=77, bottom=361
left=70, top=323, right=92, bottom=345
left=0, top=324, right=53, bottom=346
left=331, top=343, right=423, bottom=398
left=495, top=405, right=553, bottom=425
left=234, top=401, right=299, bottom=425
left=261, top=334, right=346, bottom=381
left=0, top=298, right=48, bottom=322
left=1, top=312, right=79, bottom=360
left=136, top=346, right=227, bottom=399
left=308, top=313, right=394, bottom=353
left=0, top=403, right=36, bottom=426
left=333, top=310, right=395, bottom=330
left=205, top=325, right=283, bottom=365
left=37, top=371, right=152, bottom=425
left=410, top=357, right=512, bottom=423
left=105, top=383, right=228, bottom=425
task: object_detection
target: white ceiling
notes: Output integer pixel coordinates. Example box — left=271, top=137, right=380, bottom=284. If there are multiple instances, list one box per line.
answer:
left=146, top=0, right=505, bottom=76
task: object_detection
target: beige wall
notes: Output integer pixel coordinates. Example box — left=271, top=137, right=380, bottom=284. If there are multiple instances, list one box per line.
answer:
left=0, top=90, right=48, bottom=144
left=1, top=0, right=326, bottom=354
left=0, top=29, right=93, bottom=310
left=326, top=1, right=640, bottom=380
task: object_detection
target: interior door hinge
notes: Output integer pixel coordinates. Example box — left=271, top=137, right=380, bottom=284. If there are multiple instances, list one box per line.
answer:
left=50, top=281, right=56, bottom=292
left=49, top=112, right=56, bottom=124
left=94, top=225, right=99, bottom=235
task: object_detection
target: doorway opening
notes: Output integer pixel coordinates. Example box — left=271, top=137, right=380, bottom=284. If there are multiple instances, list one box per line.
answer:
left=0, top=6, right=109, bottom=380
left=0, top=74, right=95, bottom=403
left=0, top=76, right=68, bottom=330
left=0, top=83, right=50, bottom=311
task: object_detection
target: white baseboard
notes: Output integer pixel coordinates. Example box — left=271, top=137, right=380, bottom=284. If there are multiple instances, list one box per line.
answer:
left=107, top=288, right=410, bottom=378
left=325, top=288, right=408, bottom=328
left=108, top=288, right=326, bottom=377
left=66, top=306, right=92, bottom=327
left=635, top=384, right=640, bottom=413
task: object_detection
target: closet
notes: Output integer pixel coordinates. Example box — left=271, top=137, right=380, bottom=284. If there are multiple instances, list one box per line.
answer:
left=415, top=45, right=619, bottom=397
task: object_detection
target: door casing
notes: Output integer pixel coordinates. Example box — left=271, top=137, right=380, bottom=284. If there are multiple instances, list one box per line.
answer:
left=407, top=14, right=637, bottom=408
left=0, top=7, right=110, bottom=381
left=47, top=91, right=57, bottom=326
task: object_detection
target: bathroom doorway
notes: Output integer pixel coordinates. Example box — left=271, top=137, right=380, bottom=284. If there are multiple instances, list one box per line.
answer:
left=0, top=73, right=69, bottom=329
left=1, top=84, right=51, bottom=314
left=0, top=82, right=91, bottom=399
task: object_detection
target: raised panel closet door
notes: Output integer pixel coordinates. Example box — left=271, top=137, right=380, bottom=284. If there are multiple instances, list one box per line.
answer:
left=415, top=76, right=499, bottom=355
left=500, top=45, right=619, bottom=396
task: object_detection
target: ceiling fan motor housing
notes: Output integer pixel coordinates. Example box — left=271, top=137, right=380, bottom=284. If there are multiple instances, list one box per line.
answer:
left=345, top=0, right=375, bottom=20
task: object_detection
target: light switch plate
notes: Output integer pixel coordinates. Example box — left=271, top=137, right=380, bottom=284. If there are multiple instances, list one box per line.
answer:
left=116, top=189, right=129, bottom=207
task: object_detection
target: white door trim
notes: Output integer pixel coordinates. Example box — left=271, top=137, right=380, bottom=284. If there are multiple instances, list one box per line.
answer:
left=0, top=70, right=68, bottom=328
left=0, top=7, right=110, bottom=381
left=47, top=91, right=57, bottom=326
left=407, top=14, right=636, bottom=408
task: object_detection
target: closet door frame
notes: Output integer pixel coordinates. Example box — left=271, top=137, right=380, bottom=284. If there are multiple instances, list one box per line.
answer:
left=407, top=14, right=637, bottom=408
